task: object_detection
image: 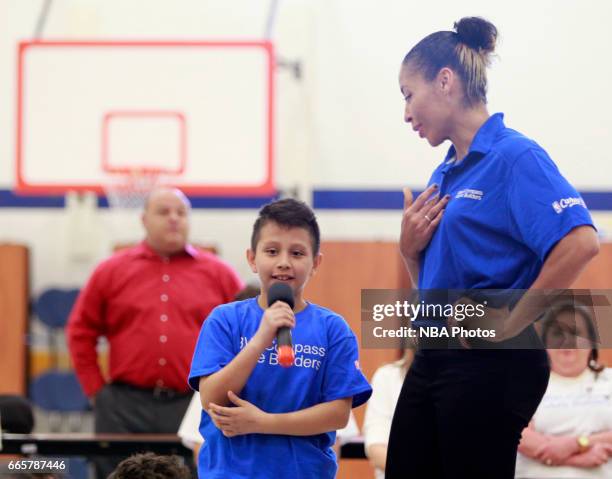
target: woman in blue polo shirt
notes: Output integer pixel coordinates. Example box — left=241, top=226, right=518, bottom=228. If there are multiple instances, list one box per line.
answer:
left=387, top=17, right=600, bottom=479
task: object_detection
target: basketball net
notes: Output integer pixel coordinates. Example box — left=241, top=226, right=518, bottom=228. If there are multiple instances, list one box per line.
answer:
left=103, top=169, right=164, bottom=210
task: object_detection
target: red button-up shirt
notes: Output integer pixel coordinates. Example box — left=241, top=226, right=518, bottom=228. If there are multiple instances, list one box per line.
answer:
left=67, top=242, right=243, bottom=397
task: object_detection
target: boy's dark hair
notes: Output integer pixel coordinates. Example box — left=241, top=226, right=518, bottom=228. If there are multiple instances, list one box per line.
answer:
left=3, top=474, right=61, bottom=479
left=0, top=394, right=34, bottom=433
left=107, top=453, right=191, bottom=479
left=251, top=198, right=320, bottom=255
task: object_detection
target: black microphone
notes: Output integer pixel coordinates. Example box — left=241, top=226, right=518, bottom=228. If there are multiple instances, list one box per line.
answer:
left=267, top=282, right=295, bottom=367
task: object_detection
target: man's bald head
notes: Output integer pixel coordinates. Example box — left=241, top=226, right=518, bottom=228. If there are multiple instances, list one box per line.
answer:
left=142, top=187, right=191, bottom=256
left=143, top=187, right=191, bottom=212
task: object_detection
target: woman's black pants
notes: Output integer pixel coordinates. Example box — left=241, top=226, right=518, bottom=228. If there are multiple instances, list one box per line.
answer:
left=385, top=348, right=550, bottom=479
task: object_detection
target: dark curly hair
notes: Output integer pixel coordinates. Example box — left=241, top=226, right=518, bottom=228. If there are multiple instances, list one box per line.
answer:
left=107, top=453, right=191, bottom=479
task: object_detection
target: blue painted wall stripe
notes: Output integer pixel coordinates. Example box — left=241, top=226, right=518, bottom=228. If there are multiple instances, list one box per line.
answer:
left=0, top=190, right=278, bottom=209
left=1, top=189, right=612, bottom=211
left=313, top=190, right=405, bottom=210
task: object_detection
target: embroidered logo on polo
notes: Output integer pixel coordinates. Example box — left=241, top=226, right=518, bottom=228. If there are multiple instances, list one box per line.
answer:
left=552, top=197, right=586, bottom=214
left=456, top=189, right=483, bottom=201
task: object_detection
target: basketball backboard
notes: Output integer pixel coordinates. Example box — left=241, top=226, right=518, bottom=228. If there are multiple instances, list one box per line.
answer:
left=16, top=40, right=275, bottom=196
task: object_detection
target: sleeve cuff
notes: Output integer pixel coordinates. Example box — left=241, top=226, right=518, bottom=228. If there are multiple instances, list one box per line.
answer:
left=83, top=377, right=106, bottom=398
left=323, top=385, right=373, bottom=409
left=188, top=365, right=223, bottom=391
left=538, top=221, right=595, bottom=261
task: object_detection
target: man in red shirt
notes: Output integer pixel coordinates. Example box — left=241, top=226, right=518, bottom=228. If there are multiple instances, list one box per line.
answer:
left=67, top=187, right=243, bottom=478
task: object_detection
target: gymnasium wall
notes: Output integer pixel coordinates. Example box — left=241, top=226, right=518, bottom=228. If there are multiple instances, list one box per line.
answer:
left=2, top=0, right=612, bottom=404
left=1, top=7, right=611, bottom=478
left=1, top=1, right=611, bottom=296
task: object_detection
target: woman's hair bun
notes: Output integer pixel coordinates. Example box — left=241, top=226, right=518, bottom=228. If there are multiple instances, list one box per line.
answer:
left=454, top=17, right=497, bottom=53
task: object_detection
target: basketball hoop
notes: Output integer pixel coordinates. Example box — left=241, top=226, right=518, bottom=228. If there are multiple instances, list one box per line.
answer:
left=103, top=169, right=164, bottom=210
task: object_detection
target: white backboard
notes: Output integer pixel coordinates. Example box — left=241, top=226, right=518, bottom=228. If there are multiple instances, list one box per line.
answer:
left=17, top=41, right=275, bottom=195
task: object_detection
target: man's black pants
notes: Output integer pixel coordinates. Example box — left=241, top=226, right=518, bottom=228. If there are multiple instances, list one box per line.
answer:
left=93, top=383, right=192, bottom=479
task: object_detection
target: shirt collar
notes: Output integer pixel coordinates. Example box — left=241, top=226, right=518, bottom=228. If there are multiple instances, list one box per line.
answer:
left=134, top=240, right=198, bottom=259
left=443, top=112, right=505, bottom=164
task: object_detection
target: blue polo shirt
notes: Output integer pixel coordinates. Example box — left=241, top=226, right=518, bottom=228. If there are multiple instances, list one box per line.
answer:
left=419, top=113, right=594, bottom=293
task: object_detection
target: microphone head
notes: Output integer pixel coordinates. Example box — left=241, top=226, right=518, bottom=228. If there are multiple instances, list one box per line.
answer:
left=277, top=345, right=295, bottom=368
left=267, top=282, right=295, bottom=309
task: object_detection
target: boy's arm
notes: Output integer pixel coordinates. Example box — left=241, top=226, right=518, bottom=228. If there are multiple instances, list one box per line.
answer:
left=199, top=336, right=266, bottom=410
left=199, top=301, right=295, bottom=410
left=263, top=397, right=351, bottom=436
left=209, top=392, right=351, bottom=437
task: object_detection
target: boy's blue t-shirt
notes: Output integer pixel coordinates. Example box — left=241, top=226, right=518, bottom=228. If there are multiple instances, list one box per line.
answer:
left=188, top=297, right=372, bottom=479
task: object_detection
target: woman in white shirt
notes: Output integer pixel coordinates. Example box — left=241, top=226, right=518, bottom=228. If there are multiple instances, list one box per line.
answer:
left=516, top=302, right=612, bottom=478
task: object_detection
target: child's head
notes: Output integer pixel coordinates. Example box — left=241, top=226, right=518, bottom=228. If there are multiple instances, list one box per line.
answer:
left=251, top=198, right=320, bottom=255
left=107, top=453, right=191, bottom=479
left=248, top=199, right=322, bottom=307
